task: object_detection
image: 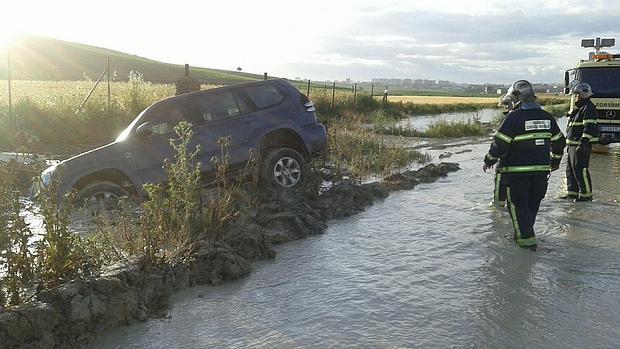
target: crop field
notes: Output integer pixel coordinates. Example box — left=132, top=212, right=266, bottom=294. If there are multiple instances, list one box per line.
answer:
left=0, top=80, right=193, bottom=107
left=387, top=93, right=569, bottom=105
left=387, top=95, right=499, bottom=105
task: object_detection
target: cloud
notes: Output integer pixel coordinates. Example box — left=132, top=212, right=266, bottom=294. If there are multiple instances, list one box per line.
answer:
left=310, top=4, right=620, bottom=83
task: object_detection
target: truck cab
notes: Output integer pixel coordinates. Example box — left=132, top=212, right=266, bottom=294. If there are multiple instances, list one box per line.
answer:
left=564, top=38, right=620, bottom=145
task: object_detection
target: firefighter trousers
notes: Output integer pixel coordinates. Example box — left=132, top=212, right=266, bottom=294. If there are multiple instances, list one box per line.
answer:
left=493, top=172, right=507, bottom=206
left=505, top=174, right=548, bottom=247
left=566, top=145, right=592, bottom=199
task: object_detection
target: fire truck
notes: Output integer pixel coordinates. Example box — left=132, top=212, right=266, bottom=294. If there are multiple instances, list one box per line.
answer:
left=564, top=37, right=620, bottom=144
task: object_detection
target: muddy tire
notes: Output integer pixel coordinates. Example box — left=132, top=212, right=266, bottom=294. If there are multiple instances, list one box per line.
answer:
left=76, top=180, right=129, bottom=210
left=261, top=148, right=307, bottom=189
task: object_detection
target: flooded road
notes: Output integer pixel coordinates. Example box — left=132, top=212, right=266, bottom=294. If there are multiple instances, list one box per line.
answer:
left=90, top=116, right=620, bottom=348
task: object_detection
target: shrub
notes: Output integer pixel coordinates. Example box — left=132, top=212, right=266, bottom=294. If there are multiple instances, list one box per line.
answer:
left=0, top=165, right=35, bottom=306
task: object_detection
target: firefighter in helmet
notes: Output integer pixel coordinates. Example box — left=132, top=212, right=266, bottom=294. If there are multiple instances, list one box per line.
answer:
left=562, top=81, right=598, bottom=201
left=483, top=80, right=566, bottom=248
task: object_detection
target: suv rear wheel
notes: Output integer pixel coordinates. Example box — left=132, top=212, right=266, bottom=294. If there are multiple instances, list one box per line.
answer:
left=261, top=148, right=306, bottom=189
left=76, top=180, right=129, bottom=210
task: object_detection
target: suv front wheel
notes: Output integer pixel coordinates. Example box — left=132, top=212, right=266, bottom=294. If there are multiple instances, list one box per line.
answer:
left=76, top=180, right=130, bottom=210
left=261, top=148, right=306, bottom=189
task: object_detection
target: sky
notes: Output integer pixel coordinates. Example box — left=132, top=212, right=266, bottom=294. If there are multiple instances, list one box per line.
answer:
left=1, top=0, right=619, bottom=84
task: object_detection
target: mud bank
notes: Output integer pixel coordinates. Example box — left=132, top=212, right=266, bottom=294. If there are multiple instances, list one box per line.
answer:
left=0, top=162, right=460, bottom=349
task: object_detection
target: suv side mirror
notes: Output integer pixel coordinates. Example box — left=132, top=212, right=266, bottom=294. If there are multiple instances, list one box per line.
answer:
left=135, top=122, right=154, bottom=139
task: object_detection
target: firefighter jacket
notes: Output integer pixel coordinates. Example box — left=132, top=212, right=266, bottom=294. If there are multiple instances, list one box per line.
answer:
left=566, top=98, right=599, bottom=146
left=485, top=105, right=566, bottom=174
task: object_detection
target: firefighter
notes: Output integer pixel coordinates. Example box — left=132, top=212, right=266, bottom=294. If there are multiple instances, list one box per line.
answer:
left=562, top=82, right=598, bottom=202
left=483, top=80, right=566, bottom=248
left=491, top=94, right=517, bottom=207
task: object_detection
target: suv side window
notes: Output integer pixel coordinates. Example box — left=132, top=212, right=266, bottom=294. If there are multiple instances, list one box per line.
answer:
left=232, top=90, right=256, bottom=114
left=142, top=96, right=204, bottom=135
left=244, top=84, right=285, bottom=109
left=198, top=91, right=242, bottom=122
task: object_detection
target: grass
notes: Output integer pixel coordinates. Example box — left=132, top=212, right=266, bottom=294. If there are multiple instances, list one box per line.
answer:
left=375, top=117, right=486, bottom=138
left=388, top=95, right=498, bottom=105
left=543, top=102, right=570, bottom=117
left=326, top=121, right=428, bottom=179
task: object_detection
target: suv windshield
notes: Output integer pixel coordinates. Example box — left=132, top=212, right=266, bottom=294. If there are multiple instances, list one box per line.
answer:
left=577, top=67, right=620, bottom=96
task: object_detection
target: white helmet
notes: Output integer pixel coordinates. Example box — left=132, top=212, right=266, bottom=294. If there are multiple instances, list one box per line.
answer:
left=506, top=80, right=536, bottom=102
left=570, top=82, right=593, bottom=98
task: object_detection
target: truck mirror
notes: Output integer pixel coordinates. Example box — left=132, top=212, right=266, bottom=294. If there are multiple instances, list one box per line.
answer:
left=564, top=71, right=570, bottom=94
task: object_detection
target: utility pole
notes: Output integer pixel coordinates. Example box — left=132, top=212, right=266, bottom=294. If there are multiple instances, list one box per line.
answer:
left=7, top=49, right=14, bottom=131
left=107, top=56, right=111, bottom=114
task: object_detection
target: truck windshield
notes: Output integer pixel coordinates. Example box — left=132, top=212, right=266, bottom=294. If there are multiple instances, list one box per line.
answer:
left=577, top=67, right=620, bottom=97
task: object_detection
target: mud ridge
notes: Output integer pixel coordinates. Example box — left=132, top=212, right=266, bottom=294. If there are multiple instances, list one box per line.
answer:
left=0, top=162, right=460, bottom=349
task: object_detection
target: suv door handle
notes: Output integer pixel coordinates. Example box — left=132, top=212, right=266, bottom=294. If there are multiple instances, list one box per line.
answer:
left=242, top=117, right=254, bottom=124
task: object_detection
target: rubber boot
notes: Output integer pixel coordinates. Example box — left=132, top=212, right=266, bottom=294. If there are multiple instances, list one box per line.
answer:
left=516, top=236, right=538, bottom=248
left=574, top=197, right=593, bottom=202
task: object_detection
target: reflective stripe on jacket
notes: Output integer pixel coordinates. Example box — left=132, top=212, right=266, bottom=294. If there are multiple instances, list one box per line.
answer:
left=484, top=106, right=566, bottom=174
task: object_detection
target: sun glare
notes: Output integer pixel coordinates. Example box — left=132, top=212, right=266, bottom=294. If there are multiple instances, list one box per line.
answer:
left=0, top=32, right=18, bottom=49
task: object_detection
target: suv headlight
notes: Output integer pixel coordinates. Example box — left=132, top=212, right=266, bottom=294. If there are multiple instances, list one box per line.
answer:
left=41, top=165, right=57, bottom=187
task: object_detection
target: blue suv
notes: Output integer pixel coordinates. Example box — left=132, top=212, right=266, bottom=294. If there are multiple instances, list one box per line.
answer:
left=40, top=79, right=327, bottom=205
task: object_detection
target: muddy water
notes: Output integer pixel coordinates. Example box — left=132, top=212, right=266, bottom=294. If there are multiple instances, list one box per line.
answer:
left=90, top=115, right=620, bottom=348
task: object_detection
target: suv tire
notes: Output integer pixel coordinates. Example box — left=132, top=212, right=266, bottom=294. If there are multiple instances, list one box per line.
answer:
left=76, top=180, right=129, bottom=209
left=261, top=148, right=306, bottom=189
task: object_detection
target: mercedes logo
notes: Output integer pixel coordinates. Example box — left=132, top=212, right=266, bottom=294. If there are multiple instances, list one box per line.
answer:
left=606, top=110, right=617, bottom=119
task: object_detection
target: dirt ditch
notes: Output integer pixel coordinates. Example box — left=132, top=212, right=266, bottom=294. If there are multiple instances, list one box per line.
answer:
left=0, top=162, right=460, bottom=349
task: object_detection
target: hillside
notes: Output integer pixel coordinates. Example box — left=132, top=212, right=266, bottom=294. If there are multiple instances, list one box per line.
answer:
left=0, top=36, right=263, bottom=84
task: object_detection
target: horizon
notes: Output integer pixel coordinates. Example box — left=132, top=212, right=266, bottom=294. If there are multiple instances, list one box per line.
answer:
left=0, top=0, right=619, bottom=85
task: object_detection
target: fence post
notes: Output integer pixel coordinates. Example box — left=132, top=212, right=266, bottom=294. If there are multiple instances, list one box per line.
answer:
left=331, top=82, right=336, bottom=111
left=107, top=56, right=111, bottom=114
left=353, top=83, right=357, bottom=105
left=383, top=85, right=388, bottom=104
left=7, top=49, right=14, bottom=131
left=307, top=79, right=311, bottom=97
left=75, top=68, right=108, bottom=115
left=371, top=84, right=374, bottom=98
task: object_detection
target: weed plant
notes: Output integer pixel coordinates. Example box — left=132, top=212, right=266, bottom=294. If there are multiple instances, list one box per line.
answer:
left=0, top=165, right=34, bottom=306
left=93, top=123, right=255, bottom=266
